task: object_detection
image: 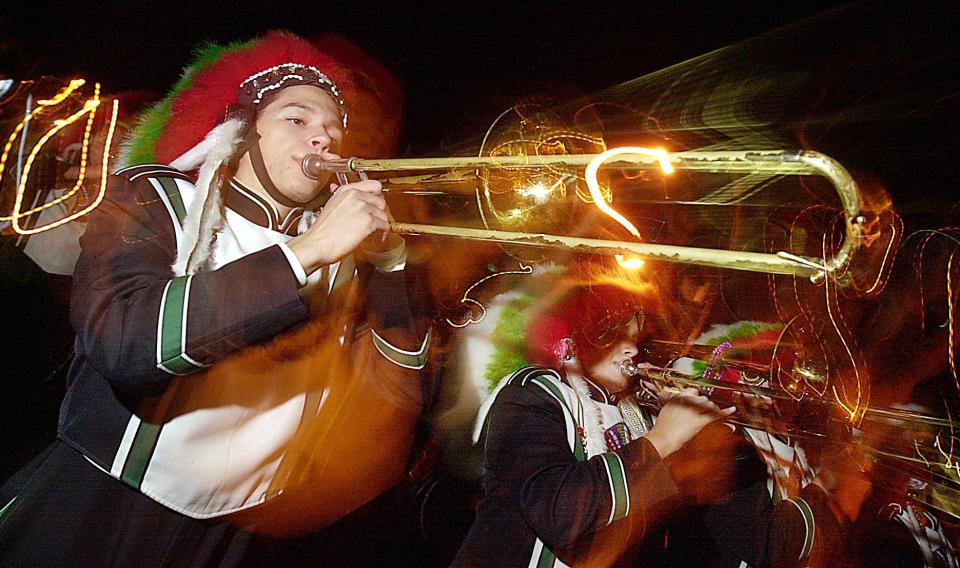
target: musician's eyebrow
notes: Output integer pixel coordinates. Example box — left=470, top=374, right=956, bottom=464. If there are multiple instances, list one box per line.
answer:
left=280, top=102, right=317, bottom=113
left=279, top=101, right=342, bottom=131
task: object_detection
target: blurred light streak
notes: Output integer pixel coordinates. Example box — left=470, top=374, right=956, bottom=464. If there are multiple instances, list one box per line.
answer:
left=37, top=78, right=85, bottom=106
left=861, top=220, right=899, bottom=296
left=445, top=263, right=533, bottom=328
left=0, top=81, right=117, bottom=234
left=583, top=146, right=672, bottom=240
left=821, top=229, right=869, bottom=424
left=614, top=254, right=645, bottom=270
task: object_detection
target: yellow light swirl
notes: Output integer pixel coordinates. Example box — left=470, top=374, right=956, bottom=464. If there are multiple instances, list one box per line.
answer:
left=0, top=78, right=88, bottom=192
left=9, top=99, right=100, bottom=227
left=3, top=84, right=103, bottom=222
left=11, top=97, right=118, bottom=235
left=585, top=147, right=673, bottom=269
left=37, top=79, right=86, bottom=106
left=0, top=109, right=50, bottom=189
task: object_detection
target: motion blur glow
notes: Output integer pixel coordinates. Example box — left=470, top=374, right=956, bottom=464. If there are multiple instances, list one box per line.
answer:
left=37, top=79, right=86, bottom=106
left=584, top=147, right=673, bottom=240
left=518, top=180, right=557, bottom=202
left=615, top=254, right=645, bottom=270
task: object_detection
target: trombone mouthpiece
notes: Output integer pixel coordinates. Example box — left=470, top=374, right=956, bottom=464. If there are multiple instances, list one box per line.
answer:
left=302, top=154, right=351, bottom=180
left=619, top=359, right=640, bottom=377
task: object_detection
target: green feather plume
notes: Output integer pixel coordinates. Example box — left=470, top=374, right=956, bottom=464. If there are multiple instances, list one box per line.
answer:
left=484, top=294, right=536, bottom=390
left=122, top=38, right=255, bottom=166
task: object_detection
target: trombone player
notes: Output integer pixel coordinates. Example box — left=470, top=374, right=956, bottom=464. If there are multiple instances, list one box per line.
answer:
left=0, top=31, right=432, bottom=566
left=452, top=274, right=854, bottom=567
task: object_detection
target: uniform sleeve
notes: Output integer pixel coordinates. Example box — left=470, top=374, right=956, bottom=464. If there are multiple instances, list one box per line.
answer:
left=363, top=262, right=432, bottom=364
left=352, top=262, right=434, bottom=411
left=484, top=383, right=679, bottom=551
left=768, top=484, right=846, bottom=567
left=70, top=173, right=309, bottom=396
left=700, top=469, right=846, bottom=568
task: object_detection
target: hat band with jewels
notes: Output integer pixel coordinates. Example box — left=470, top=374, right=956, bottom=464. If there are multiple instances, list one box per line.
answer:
left=238, top=63, right=348, bottom=128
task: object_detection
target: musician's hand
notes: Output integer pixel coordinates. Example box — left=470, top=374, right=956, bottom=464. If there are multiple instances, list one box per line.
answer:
left=361, top=204, right=403, bottom=253
left=287, top=179, right=389, bottom=274
left=644, top=387, right=735, bottom=459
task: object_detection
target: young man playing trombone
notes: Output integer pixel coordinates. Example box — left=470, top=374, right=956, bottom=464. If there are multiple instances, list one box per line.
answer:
left=0, top=31, right=432, bottom=566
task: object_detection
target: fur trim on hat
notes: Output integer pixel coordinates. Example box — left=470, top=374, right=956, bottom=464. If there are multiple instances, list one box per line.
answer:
left=118, top=31, right=356, bottom=276
left=119, top=37, right=255, bottom=169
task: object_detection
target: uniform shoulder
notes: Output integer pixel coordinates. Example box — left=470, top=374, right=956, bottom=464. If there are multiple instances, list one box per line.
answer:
left=112, top=163, right=194, bottom=184
left=505, top=365, right=564, bottom=389
left=498, top=366, right=573, bottom=409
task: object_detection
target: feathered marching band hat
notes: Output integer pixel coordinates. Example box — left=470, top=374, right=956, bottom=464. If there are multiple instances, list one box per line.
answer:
left=449, top=266, right=650, bottom=462
left=121, top=31, right=355, bottom=276
left=461, top=264, right=648, bottom=395
left=525, top=283, right=645, bottom=371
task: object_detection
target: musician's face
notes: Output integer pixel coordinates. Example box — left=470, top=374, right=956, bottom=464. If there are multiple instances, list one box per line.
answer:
left=585, top=319, right=640, bottom=395
left=236, top=85, right=345, bottom=209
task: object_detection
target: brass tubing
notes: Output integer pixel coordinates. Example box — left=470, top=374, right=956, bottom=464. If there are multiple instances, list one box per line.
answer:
left=304, top=149, right=864, bottom=282
left=392, top=222, right=824, bottom=277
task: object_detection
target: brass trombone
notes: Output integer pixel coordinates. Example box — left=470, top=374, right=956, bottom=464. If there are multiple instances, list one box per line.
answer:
left=303, top=149, right=865, bottom=283
left=616, top=356, right=960, bottom=520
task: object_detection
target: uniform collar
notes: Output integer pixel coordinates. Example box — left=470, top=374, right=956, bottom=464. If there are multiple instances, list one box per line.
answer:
left=563, top=373, right=613, bottom=405
left=224, top=178, right=304, bottom=235
left=583, top=376, right=613, bottom=405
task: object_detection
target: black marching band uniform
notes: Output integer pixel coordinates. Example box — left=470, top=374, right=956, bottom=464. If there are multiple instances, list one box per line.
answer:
left=0, top=32, right=432, bottom=566
left=453, top=365, right=844, bottom=567
left=0, top=162, right=431, bottom=564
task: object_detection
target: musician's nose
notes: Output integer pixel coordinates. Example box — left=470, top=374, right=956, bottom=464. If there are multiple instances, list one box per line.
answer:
left=309, top=131, right=331, bottom=152
left=621, top=341, right=638, bottom=358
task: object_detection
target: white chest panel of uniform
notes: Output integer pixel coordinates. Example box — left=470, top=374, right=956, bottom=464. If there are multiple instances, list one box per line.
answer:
left=119, top=178, right=340, bottom=518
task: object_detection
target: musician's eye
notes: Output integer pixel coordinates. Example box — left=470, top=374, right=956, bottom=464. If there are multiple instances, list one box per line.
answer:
left=287, top=117, right=305, bottom=126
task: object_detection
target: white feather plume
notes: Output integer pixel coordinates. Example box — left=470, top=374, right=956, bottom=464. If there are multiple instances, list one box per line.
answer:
left=171, top=118, right=246, bottom=276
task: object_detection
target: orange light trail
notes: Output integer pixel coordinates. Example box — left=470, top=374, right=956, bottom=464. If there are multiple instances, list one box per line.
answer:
left=585, top=147, right=672, bottom=270
left=584, top=146, right=673, bottom=239
left=949, top=253, right=959, bottom=393
left=823, top=231, right=868, bottom=424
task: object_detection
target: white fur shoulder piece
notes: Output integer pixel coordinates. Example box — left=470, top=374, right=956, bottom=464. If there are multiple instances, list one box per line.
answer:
left=171, top=118, right=246, bottom=276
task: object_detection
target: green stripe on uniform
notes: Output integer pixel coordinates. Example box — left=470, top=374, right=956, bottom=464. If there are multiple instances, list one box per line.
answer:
left=532, top=538, right=557, bottom=568
left=536, top=548, right=556, bottom=568
left=790, top=497, right=816, bottom=560
left=601, top=452, right=630, bottom=523
left=371, top=328, right=431, bottom=370
left=120, top=421, right=163, bottom=489
left=530, top=375, right=585, bottom=461
left=156, top=176, right=186, bottom=225
left=158, top=276, right=203, bottom=375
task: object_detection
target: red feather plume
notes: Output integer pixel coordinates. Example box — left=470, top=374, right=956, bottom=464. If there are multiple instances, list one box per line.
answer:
left=155, top=31, right=355, bottom=164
